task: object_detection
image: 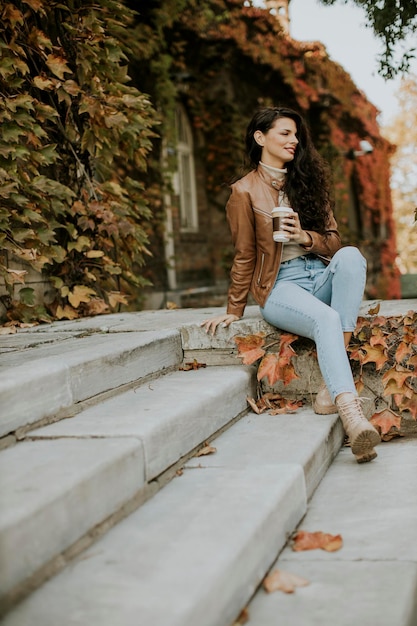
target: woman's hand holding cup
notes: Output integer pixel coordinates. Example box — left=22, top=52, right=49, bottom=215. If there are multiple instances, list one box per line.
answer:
left=272, top=207, right=311, bottom=246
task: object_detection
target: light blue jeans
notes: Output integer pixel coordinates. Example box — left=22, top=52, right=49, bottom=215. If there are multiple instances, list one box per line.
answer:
left=261, top=247, right=366, bottom=401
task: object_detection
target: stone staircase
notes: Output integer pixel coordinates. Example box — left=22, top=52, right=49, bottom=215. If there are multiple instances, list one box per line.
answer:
left=0, top=302, right=416, bottom=625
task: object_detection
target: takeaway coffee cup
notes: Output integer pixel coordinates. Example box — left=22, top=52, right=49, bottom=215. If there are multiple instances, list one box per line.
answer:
left=272, top=207, right=295, bottom=243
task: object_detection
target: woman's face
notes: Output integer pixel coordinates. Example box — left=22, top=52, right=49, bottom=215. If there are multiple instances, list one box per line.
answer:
left=254, top=116, right=298, bottom=169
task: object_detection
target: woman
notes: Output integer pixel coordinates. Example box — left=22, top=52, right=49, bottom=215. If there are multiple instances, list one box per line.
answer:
left=202, top=106, right=380, bottom=464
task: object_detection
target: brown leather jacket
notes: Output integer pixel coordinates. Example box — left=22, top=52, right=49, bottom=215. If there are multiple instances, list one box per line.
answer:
left=226, top=167, right=342, bottom=317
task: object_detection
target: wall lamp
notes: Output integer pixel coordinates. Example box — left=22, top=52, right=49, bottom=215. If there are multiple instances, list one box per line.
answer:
left=346, top=140, right=374, bottom=160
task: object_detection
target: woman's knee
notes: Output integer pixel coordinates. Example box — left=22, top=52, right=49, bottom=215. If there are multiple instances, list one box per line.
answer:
left=332, top=246, right=366, bottom=277
left=334, top=246, right=366, bottom=267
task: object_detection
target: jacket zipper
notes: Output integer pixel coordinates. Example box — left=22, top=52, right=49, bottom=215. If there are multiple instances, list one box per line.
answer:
left=257, top=253, right=265, bottom=285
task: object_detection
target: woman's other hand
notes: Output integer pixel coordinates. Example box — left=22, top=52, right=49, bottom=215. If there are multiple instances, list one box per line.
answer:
left=200, top=313, right=240, bottom=335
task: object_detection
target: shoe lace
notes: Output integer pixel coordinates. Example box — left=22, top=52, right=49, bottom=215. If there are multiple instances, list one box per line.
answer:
left=337, top=396, right=369, bottom=427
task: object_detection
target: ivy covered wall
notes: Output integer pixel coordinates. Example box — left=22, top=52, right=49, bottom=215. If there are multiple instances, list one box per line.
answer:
left=0, top=0, right=400, bottom=324
left=131, top=0, right=400, bottom=304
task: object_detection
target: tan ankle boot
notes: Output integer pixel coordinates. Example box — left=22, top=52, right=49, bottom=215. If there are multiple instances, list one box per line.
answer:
left=335, top=393, right=380, bottom=463
left=313, top=383, right=337, bottom=415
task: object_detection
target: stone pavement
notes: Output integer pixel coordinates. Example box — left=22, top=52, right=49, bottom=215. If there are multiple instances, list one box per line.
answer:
left=0, top=300, right=416, bottom=625
left=244, top=436, right=417, bottom=626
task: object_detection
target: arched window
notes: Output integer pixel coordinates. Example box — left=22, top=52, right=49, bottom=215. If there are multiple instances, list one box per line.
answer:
left=176, top=105, right=198, bottom=232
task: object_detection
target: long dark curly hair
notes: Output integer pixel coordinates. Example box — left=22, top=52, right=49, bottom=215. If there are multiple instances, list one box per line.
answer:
left=245, top=106, right=333, bottom=233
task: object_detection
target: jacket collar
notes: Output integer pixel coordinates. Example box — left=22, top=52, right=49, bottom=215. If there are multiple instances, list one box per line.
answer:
left=257, top=162, right=287, bottom=190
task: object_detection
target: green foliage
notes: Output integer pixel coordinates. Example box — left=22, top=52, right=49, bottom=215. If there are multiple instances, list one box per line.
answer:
left=319, top=0, right=417, bottom=78
left=0, top=0, right=159, bottom=321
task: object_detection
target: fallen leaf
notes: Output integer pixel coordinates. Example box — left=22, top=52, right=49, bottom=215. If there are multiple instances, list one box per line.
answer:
left=166, top=301, right=178, bottom=309
left=0, top=326, right=17, bottom=335
left=232, top=607, right=250, bottom=625
left=247, top=394, right=303, bottom=415
left=196, top=444, right=216, bottom=457
left=292, top=530, right=343, bottom=552
left=179, top=359, right=206, bottom=371
left=263, top=569, right=310, bottom=594
left=246, top=396, right=265, bottom=414
left=367, top=303, right=381, bottom=315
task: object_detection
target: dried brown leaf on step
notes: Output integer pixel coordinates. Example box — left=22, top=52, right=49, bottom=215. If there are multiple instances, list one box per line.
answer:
left=263, top=568, right=309, bottom=594
left=179, top=359, right=207, bottom=371
left=0, top=325, right=16, bottom=335
left=166, top=301, right=178, bottom=309
left=246, top=396, right=266, bottom=414
left=292, top=530, right=343, bottom=552
left=247, top=394, right=303, bottom=415
left=269, top=398, right=303, bottom=415
left=196, top=443, right=216, bottom=457
left=370, top=408, right=402, bottom=440
left=232, top=607, right=250, bottom=625
left=367, top=303, right=381, bottom=315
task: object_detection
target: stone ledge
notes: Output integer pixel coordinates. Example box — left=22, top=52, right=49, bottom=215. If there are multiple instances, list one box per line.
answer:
left=180, top=300, right=417, bottom=435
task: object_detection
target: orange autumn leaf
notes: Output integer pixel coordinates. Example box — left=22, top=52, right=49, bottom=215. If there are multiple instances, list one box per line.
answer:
left=407, top=354, right=417, bottom=369
left=382, top=367, right=412, bottom=393
left=257, top=353, right=281, bottom=385
left=397, top=393, right=417, bottom=420
left=370, top=315, right=387, bottom=328
left=369, top=327, right=388, bottom=348
left=179, top=359, right=207, bottom=371
left=234, top=333, right=266, bottom=365
left=257, top=352, right=299, bottom=386
left=369, top=408, right=402, bottom=441
left=280, top=362, right=300, bottom=386
left=292, top=530, right=343, bottom=552
left=360, top=344, right=388, bottom=370
left=395, top=341, right=411, bottom=364
left=263, top=569, right=309, bottom=594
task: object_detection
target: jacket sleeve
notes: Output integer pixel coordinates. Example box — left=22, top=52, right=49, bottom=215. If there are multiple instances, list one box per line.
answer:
left=300, top=210, right=342, bottom=257
left=225, top=185, right=256, bottom=317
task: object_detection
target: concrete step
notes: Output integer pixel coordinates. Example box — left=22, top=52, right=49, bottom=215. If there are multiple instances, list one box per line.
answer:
left=1, top=301, right=415, bottom=621
left=1, top=406, right=343, bottom=626
left=0, top=365, right=254, bottom=611
left=243, top=437, right=417, bottom=626
left=2, top=299, right=415, bottom=439
left=0, top=328, right=183, bottom=437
